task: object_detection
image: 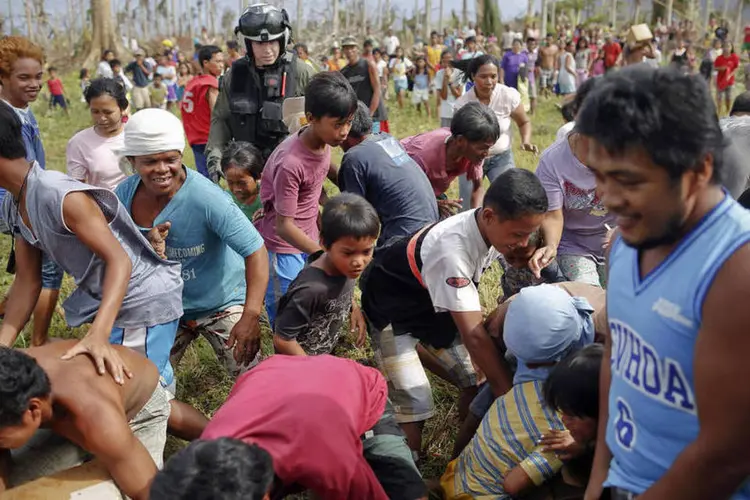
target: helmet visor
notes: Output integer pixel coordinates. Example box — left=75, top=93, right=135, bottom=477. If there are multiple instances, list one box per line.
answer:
left=238, top=8, right=287, bottom=41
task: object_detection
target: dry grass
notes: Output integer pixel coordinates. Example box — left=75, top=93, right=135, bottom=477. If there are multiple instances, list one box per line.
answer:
left=0, top=72, right=565, bottom=481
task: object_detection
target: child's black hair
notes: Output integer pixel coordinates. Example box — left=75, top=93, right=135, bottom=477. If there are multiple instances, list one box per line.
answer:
left=198, top=45, right=222, bottom=69
left=304, top=71, right=358, bottom=120
left=543, top=344, right=604, bottom=419
left=0, top=102, right=27, bottom=160
left=0, top=347, right=51, bottom=427
left=48, top=66, right=57, bottom=73
left=320, top=193, right=380, bottom=248
left=450, top=101, right=500, bottom=144
left=79, top=68, right=90, bottom=80
left=484, top=168, right=548, bottom=220
left=109, top=59, right=122, bottom=69
left=220, top=141, right=264, bottom=180
left=85, top=77, right=129, bottom=110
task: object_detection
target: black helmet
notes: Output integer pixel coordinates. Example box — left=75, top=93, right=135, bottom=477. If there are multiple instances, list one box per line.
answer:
left=236, top=3, right=292, bottom=57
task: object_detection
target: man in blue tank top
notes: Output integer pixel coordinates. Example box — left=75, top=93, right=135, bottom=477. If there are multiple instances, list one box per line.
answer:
left=579, top=65, right=750, bottom=500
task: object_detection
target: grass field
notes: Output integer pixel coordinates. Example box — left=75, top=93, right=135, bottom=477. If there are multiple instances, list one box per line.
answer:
left=1, top=73, right=566, bottom=483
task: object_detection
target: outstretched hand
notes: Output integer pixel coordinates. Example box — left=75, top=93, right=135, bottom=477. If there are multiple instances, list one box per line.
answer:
left=528, top=244, right=557, bottom=279
left=226, top=316, right=261, bottom=366
left=521, top=143, right=539, bottom=154
left=351, top=305, right=367, bottom=347
left=539, top=429, right=587, bottom=460
left=146, top=222, right=171, bottom=259
left=61, top=336, right=133, bottom=385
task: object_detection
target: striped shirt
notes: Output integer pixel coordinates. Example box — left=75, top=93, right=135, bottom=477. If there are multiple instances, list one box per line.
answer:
left=441, top=381, right=565, bottom=499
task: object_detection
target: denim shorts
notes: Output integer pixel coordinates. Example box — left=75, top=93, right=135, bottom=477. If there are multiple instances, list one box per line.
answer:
left=41, top=254, right=64, bottom=289
left=264, top=251, right=308, bottom=328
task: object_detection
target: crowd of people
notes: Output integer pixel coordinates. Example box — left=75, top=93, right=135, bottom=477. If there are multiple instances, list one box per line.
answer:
left=1, top=4, right=750, bottom=500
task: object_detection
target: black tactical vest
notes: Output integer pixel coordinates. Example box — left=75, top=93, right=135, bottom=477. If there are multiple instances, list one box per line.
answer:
left=228, top=52, right=298, bottom=161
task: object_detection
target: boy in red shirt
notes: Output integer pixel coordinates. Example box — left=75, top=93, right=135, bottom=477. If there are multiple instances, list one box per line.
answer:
left=46, top=66, right=68, bottom=116
left=715, top=41, right=740, bottom=116
left=603, top=34, right=622, bottom=72
left=181, top=45, right=224, bottom=179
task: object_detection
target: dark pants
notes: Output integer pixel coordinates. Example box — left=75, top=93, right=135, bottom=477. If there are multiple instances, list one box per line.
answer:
left=191, top=144, right=210, bottom=179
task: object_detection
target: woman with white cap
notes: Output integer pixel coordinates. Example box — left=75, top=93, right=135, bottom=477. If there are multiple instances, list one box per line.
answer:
left=114, top=109, right=269, bottom=390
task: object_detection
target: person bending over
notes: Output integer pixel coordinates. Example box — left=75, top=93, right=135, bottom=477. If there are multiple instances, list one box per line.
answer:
left=0, top=343, right=169, bottom=499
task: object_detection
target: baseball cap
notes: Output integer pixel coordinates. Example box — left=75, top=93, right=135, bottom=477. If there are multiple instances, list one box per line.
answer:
left=341, top=36, right=358, bottom=47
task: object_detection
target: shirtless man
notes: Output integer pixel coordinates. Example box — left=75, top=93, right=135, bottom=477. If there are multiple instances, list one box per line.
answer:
left=539, top=34, right=559, bottom=98
left=451, top=281, right=607, bottom=458
left=0, top=341, right=169, bottom=500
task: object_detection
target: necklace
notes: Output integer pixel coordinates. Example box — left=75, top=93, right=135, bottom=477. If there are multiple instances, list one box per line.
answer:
left=13, top=164, right=32, bottom=219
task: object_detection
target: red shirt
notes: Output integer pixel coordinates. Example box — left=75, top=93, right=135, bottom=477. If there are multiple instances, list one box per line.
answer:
left=180, top=74, right=218, bottom=146
left=202, top=355, right=389, bottom=499
left=603, top=42, right=622, bottom=68
left=715, top=53, right=740, bottom=90
left=47, top=78, right=64, bottom=96
left=744, top=25, right=750, bottom=43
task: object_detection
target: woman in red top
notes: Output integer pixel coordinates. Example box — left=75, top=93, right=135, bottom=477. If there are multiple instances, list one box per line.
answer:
left=714, top=41, right=740, bottom=116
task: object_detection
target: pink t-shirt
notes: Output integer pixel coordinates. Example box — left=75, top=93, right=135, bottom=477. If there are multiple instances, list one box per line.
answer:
left=202, top=355, right=389, bottom=499
left=400, top=128, right=483, bottom=196
left=257, top=130, right=331, bottom=254
left=65, top=127, right=128, bottom=191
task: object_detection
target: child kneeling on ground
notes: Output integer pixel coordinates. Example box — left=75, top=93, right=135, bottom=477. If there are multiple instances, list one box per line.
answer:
left=440, top=284, right=596, bottom=499
left=273, top=193, right=380, bottom=355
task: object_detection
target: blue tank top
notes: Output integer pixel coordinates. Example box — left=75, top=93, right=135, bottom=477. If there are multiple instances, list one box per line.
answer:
left=605, top=193, right=750, bottom=496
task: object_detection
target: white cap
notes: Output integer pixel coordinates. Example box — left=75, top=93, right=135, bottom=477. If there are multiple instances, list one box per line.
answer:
left=120, top=109, right=185, bottom=158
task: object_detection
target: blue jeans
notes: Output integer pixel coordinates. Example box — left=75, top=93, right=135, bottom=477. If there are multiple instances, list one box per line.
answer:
left=458, top=149, right=515, bottom=212
left=41, top=254, right=64, bottom=290
left=264, top=251, right=308, bottom=328
left=191, top=144, right=210, bottom=179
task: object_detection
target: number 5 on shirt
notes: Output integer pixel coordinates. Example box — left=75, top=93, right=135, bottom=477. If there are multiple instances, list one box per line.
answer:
left=182, top=91, right=194, bottom=114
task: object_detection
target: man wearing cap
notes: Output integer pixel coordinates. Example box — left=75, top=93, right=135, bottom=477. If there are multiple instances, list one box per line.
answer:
left=115, top=109, right=269, bottom=389
left=125, top=50, right=153, bottom=111
left=340, top=36, right=384, bottom=133
left=205, top=3, right=315, bottom=180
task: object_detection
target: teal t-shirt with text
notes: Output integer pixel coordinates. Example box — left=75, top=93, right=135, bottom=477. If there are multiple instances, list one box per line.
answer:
left=116, top=168, right=264, bottom=320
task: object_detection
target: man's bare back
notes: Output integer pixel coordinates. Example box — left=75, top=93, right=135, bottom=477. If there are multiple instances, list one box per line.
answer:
left=540, top=44, right=559, bottom=69
left=27, top=341, right=158, bottom=425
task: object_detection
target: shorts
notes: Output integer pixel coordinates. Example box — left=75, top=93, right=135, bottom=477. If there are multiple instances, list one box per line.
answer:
left=131, top=86, right=150, bottom=110
left=50, top=94, right=67, bottom=109
left=191, top=143, right=210, bottom=179
left=718, top=85, right=733, bottom=99
left=8, top=383, right=170, bottom=487
left=41, top=253, right=64, bottom=289
left=362, top=400, right=427, bottom=500
left=264, top=251, right=307, bottom=328
left=557, top=254, right=607, bottom=287
left=369, top=322, right=477, bottom=423
left=411, top=87, right=429, bottom=104
left=166, top=83, right=178, bottom=102
left=171, top=305, right=260, bottom=378
left=528, top=78, right=537, bottom=98
left=469, top=382, right=495, bottom=418
left=394, top=77, right=408, bottom=94
left=540, top=68, right=554, bottom=89
left=440, top=117, right=452, bottom=128
left=110, top=319, right=179, bottom=388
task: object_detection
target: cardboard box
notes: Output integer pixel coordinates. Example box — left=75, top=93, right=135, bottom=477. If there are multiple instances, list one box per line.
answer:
left=627, top=24, right=654, bottom=46
left=2, top=460, right=121, bottom=500
left=282, top=97, right=307, bottom=134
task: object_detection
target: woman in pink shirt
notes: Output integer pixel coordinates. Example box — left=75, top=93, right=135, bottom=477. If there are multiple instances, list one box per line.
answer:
left=66, top=78, right=128, bottom=190
left=452, top=55, right=537, bottom=211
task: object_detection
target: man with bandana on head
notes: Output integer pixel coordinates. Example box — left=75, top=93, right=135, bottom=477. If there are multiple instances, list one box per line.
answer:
left=441, top=284, right=598, bottom=499
left=205, top=3, right=315, bottom=181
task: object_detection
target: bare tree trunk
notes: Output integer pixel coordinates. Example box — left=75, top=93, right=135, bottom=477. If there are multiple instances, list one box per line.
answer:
left=667, top=0, right=674, bottom=25
left=633, top=0, right=640, bottom=22
left=703, top=0, right=712, bottom=39
left=68, top=0, right=77, bottom=46
left=376, top=0, right=382, bottom=32
left=462, top=0, right=468, bottom=27
left=527, top=0, right=534, bottom=20
left=734, top=0, right=743, bottom=42
left=721, top=0, right=730, bottom=21
left=332, top=0, right=339, bottom=34
left=611, top=0, right=617, bottom=28
left=474, top=0, right=481, bottom=27
left=24, top=1, right=33, bottom=40
left=426, top=0, right=432, bottom=38
left=84, top=0, right=129, bottom=67
left=8, top=0, right=14, bottom=34
left=550, top=0, right=556, bottom=33
left=345, top=0, right=350, bottom=32
left=438, top=0, right=443, bottom=31
left=541, top=0, right=547, bottom=40
left=296, top=0, right=303, bottom=34
left=384, top=0, right=390, bottom=29
left=210, top=0, right=216, bottom=35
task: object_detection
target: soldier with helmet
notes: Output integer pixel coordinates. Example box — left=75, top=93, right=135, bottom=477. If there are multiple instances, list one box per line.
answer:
left=205, top=3, right=314, bottom=182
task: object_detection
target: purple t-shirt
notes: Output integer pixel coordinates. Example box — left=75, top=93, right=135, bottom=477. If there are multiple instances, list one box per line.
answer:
left=257, top=130, right=331, bottom=254
left=535, top=137, right=616, bottom=261
left=524, top=48, right=538, bottom=85
left=500, top=51, right=529, bottom=89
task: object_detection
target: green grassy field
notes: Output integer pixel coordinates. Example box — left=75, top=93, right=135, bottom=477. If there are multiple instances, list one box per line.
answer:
left=2, top=74, right=565, bottom=482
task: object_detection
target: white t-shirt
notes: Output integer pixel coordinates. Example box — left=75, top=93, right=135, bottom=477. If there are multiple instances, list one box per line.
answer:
left=502, top=31, right=517, bottom=50
left=432, top=68, right=465, bottom=119
left=389, top=57, right=413, bottom=80
left=384, top=35, right=400, bottom=56
left=556, top=121, right=575, bottom=141
left=96, top=60, right=114, bottom=79
left=454, top=84, right=521, bottom=155
left=66, top=127, right=128, bottom=191
left=420, top=209, right=499, bottom=313
left=460, top=50, right=484, bottom=60
left=376, top=59, right=388, bottom=78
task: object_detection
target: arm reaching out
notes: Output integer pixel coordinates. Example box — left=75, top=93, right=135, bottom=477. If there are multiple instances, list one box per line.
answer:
left=0, top=237, right=42, bottom=347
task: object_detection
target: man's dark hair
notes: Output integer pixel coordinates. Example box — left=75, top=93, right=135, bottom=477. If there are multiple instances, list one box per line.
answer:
left=484, top=169, right=548, bottom=219
left=738, top=187, right=750, bottom=209
left=543, top=344, right=603, bottom=419
left=109, top=59, right=122, bottom=69
left=48, top=66, right=57, bottom=73
left=150, top=438, right=274, bottom=500
left=560, top=101, right=576, bottom=122
left=451, top=101, right=501, bottom=144
left=198, top=45, right=222, bottom=69
left=0, top=102, right=27, bottom=160
left=0, top=348, right=51, bottom=427
left=348, top=101, right=373, bottom=139
left=731, top=91, right=750, bottom=116
left=320, top=193, right=380, bottom=248
left=304, top=71, right=358, bottom=120
left=293, top=42, right=308, bottom=54
left=85, top=77, right=129, bottom=110
left=527, top=37, right=537, bottom=43
left=577, top=65, right=725, bottom=183
left=220, top=141, right=264, bottom=180
left=465, top=36, right=477, bottom=44
left=102, top=49, right=113, bottom=59
left=372, top=48, right=382, bottom=56
left=364, top=39, right=374, bottom=48
left=227, top=40, right=239, bottom=51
